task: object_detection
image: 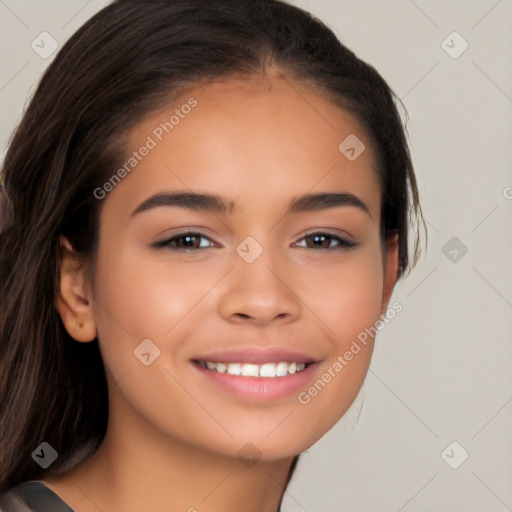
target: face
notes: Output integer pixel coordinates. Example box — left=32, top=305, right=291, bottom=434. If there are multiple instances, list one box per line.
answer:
left=72, top=73, right=397, bottom=461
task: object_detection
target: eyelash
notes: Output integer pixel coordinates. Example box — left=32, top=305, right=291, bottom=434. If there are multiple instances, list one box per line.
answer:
left=151, top=230, right=358, bottom=252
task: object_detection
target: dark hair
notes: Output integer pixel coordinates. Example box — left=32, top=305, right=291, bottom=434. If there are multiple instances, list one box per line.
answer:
left=0, top=0, right=424, bottom=492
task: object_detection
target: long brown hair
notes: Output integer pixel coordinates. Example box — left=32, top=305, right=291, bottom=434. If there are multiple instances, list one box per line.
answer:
left=0, top=0, right=424, bottom=491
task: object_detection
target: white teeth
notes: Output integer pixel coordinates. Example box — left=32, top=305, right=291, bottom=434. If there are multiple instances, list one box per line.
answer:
left=259, top=363, right=276, bottom=377
left=241, top=364, right=259, bottom=377
left=227, top=363, right=242, bottom=375
left=197, top=360, right=309, bottom=377
left=276, top=362, right=288, bottom=376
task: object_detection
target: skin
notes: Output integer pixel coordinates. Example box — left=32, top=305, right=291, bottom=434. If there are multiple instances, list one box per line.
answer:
left=43, top=70, right=398, bottom=512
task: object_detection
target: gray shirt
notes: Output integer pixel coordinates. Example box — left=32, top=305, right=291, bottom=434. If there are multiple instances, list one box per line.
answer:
left=0, top=481, right=74, bottom=512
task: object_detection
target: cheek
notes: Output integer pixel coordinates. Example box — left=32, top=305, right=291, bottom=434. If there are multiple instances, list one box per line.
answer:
left=297, top=243, right=385, bottom=346
left=89, top=247, right=222, bottom=445
left=289, top=244, right=384, bottom=443
left=92, top=245, right=214, bottom=346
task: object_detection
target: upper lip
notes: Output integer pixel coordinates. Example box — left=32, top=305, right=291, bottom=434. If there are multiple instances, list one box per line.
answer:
left=191, top=347, right=321, bottom=365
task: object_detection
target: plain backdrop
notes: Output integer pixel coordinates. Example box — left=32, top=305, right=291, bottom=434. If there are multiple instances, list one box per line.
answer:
left=1, top=1, right=511, bottom=511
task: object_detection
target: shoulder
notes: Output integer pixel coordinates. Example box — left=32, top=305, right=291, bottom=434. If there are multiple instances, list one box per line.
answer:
left=0, top=481, right=74, bottom=512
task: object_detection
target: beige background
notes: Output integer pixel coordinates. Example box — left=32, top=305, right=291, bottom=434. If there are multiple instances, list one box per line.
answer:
left=1, top=1, right=511, bottom=510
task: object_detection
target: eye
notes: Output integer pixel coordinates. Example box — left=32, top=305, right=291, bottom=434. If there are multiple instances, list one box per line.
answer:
left=293, top=231, right=357, bottom=251
left=151, top=230, right=357, bottom=252
left=151, top=231, right=216, bottom=251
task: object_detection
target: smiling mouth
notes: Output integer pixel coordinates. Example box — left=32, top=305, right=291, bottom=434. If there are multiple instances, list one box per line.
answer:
left=193, top=360, right=311, bottom=378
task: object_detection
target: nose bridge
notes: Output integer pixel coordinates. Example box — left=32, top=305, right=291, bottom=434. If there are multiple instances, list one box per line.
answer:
left=236, top=236, right=281, bottom=286
left=217, top=234, right=301, bottom=324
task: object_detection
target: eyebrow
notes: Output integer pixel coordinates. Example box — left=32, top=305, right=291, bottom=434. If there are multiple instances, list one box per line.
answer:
left=130, top=191, right=372, bottom=219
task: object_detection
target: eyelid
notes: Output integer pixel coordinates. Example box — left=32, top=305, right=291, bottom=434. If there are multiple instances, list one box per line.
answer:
left=293, top=227, right=353, bottom=241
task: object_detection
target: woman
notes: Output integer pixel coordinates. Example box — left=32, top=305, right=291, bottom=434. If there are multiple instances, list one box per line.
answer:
left=0, top=0, right=424, bottom=510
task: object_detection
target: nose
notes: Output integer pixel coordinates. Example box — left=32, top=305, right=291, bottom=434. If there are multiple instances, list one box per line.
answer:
left=217, top=242, right=302, bottom=326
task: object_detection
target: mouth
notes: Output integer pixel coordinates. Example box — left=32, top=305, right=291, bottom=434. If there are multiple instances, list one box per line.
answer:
left=189, top=348, right=322, bottom=401
left=193, top=359, right=311, bottom=377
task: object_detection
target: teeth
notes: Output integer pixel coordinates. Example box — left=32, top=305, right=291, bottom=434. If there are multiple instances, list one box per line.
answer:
left=227, top=363, right=242, bottom=375
left=241, top=364, right=259, bottom=377
left=276, top=362, right=288, bottom=376
left=260, top=363, right=276, bottom=377
left=197, top=360, right=309, bottom=377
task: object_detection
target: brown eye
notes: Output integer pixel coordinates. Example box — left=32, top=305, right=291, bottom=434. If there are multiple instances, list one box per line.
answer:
left=152, top=232, right=215, bottom=251
left=295, top=232, right=357, bottom=251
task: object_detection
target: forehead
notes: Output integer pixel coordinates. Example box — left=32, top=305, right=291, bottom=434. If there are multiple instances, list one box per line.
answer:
left=102, top=74, right=381, bottom=222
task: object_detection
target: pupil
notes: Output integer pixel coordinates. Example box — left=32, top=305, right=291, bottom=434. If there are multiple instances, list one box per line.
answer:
left=182, top=235, right=196, bottom=248
left=312, top=235, right=327, bottom=248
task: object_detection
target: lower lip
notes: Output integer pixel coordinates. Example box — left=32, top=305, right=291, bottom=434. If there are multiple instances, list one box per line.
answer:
left=191, top=361, right=319, bottom=401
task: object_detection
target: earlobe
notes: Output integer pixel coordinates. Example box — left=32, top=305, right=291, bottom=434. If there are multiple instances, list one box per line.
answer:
left=54, top=236, right=97, bottom=342
left=381, top=234, right=399, bottom=315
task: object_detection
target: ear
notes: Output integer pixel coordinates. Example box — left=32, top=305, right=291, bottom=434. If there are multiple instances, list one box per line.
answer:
left=55, top=236, right=97, bottom=342
left=381, top=233, right=399, bottom=315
